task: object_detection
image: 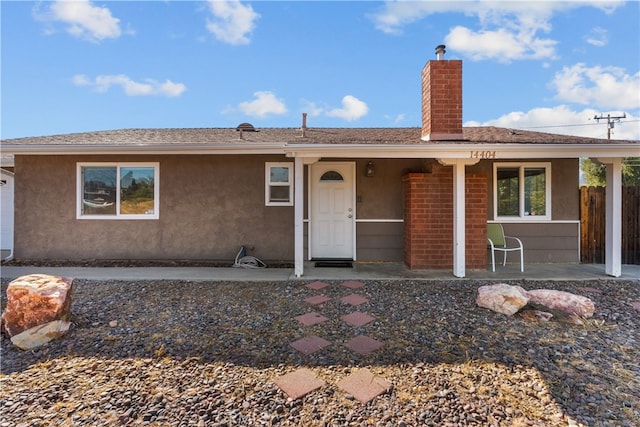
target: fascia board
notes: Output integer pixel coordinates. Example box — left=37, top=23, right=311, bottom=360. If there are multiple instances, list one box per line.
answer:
left=285, top=143, right=640, bottom=159
left=2, top=142, right=638, bottom=159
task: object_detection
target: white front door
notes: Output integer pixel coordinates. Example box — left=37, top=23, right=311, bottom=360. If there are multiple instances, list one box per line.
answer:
left=310, top=162, right=355, bottom=259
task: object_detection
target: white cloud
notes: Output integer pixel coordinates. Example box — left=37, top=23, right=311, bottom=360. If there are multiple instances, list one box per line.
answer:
left=368, top=1, right=441, bottom=35
left=326, top=95, right=369, bottom=121
left=584, top=26, right=608, bottom=47
left=301, top=101, right=324, bottom=117
left=551, top=63, right=640, bottom=110
left=369, top=1, right=625, bottom=62
left=238, top=91, right=287, bottom=117
left=36, top=0, right=122, bottom=42
left=384, top=113, right=406, bottom=125
left=445, top=25, right=557, bottom=62
left=445, top=4, right=560, bottom=62
left=466, top=105, right=639, bottom=140
left=73, top=74, right=186, bottom=97
left=206, top=0, right=260, bottom=45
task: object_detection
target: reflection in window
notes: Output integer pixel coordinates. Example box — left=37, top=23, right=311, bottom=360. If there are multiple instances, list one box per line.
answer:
left=320, top=171, right=343, bottom=181
left=524, top=168, right=546, bottom=216
left=495, top=163, right=550, bottom=220
left=265, top=162, right=293, bottom=206
left=79, top=163, right=159, bottom=219
left=496, top=167, right=519, bottom=217
left=270, top=166, right=289, bottom=183
left=120, top=167, right=156, bottom=215
left=82, top=167, right=117, bottom=215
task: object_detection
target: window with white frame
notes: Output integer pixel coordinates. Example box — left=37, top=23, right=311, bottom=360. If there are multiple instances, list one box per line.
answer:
left=265, top=162, right=293, bottom=206
left=77, top=163, right=159, bottom=219
left=494, top=162, right=551, bottom=220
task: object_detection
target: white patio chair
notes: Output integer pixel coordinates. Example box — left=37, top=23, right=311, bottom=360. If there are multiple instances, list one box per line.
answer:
left=487, top=223, right=524, bottom=272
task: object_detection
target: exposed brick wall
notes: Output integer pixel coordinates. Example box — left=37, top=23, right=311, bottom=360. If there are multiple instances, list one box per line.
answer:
left=465, top=173, right=488, bottom=269
left=403, top=166, right=487, bottom=270
left=421, top=60, right=463, bottom=141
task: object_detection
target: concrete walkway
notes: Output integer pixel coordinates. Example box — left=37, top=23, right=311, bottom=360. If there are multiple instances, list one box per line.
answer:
left=1, top=262, right=638, bottom=282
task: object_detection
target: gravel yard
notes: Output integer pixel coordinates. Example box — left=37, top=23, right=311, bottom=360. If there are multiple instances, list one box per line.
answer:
left=1, top=277, right=639, bottom=426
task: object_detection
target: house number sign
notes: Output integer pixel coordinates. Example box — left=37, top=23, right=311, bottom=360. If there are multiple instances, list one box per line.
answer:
left=470, top=150, right=497, bottom=159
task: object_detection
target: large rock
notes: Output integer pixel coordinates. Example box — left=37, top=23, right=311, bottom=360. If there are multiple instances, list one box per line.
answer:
left=9, top=320, right=72, bottom=351
left=476, top=283, right=530, bottom=315
left=526, top=289, right=595, bottom=318
left=1, top=274, right=73, bottom=350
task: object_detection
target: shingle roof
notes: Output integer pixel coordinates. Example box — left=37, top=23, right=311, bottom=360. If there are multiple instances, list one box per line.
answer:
left=1, top=126, right=636, bottom=146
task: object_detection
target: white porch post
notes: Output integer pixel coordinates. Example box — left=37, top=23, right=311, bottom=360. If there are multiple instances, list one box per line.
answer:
left=438, top=158, right=478, bottom=278
left=602, top=158, right=623, bottom=277
left=294, top=156, right=304, bottom=277
left=452, top=161, right=466, bottom=277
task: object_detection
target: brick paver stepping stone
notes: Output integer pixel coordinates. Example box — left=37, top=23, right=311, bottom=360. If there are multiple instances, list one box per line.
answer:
left=274, top=368, right=325, bottom=400
left=304, top=295, right=331, bottom=305
left=337, top=368, right=392, bottom=403
left=340, top=294, right=369, bottom=306
left=290, top=335, right=332, bottom=355
left=295, top=312, right=329, bottom=326
left=341, top=280, right=365, bottom=289
left=342, top=311, right=375, bottom=327
left=346, top=335, right=384, bottom=355
left=306, top=281, right=331, bottom=290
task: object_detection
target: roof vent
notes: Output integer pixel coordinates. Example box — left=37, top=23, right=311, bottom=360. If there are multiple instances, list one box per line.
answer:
left=236, top=122, right=258, bottom=132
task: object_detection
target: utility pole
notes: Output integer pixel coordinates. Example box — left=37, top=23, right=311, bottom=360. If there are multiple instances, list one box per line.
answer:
left=594, top=112, right=626, bottom=140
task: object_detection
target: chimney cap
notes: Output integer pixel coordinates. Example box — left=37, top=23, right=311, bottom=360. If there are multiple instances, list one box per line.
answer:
left=435, top=44, right=446, bottom=59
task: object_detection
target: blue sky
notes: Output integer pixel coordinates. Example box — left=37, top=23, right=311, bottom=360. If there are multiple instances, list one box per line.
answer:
left=2, top=0, right=639, bottom=140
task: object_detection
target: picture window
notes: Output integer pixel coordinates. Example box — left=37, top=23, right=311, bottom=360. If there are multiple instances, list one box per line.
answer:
left=77, top=163, right=159, bottom=219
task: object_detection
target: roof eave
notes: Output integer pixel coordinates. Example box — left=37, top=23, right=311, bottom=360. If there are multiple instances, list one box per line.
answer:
left=2, top=141, right=637, bottom=160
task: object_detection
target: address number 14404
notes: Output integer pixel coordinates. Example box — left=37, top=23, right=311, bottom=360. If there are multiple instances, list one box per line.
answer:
left=470, top=151, right=497, bottom=159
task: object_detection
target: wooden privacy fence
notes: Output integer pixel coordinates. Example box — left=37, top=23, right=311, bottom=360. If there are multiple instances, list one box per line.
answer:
left=580, top=186, right=640, bottom=264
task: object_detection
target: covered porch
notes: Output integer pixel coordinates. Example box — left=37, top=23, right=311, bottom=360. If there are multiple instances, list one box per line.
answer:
left=288, top=151, right=630, bottom=280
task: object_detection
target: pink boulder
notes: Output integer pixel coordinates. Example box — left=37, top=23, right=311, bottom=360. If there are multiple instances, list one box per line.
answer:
left=526, top=289, right=595, bottom=318
left=1, top=274, right=73, bottom=349
left=476, top=283, right=530, bottom=316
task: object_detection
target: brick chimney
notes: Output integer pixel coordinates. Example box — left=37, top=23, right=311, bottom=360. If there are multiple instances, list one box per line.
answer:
left=421, top=45, right=464, bottom=141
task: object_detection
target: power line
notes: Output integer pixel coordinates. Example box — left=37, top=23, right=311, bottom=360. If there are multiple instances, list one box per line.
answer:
left=521, top=118, right=638, bottom=131
left=593, top=113, right=627, bottom=140
left=522, top=122, right=602, bottom=129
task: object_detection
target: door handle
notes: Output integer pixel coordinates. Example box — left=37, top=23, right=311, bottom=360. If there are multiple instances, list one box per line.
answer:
left=348, top=214, right=353, bottom=218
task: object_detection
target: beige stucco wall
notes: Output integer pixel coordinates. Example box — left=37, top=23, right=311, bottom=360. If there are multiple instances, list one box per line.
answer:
left=354, top=158, right=426, bottom=220
left=13, top=155, right=581, bottom=264
left=351, top=158, right=425, bottom=261
left=14, top=154, right=295, bottom=262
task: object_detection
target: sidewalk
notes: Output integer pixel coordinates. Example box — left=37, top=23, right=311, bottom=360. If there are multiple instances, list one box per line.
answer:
left=1, top=262, right=638, bottom=282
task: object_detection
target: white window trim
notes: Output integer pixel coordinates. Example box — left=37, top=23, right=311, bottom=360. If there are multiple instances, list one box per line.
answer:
left=77, top=162, right=160, bottom=220
left=493, top=162, right=551, bottom=221
left=265, top=162, right=293, bottom=206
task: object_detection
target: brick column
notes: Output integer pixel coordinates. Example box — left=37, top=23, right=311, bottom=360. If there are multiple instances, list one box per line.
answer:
left=465, top=173, right=488, bottom=269
left=403, top=168, right=487, bottom=269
